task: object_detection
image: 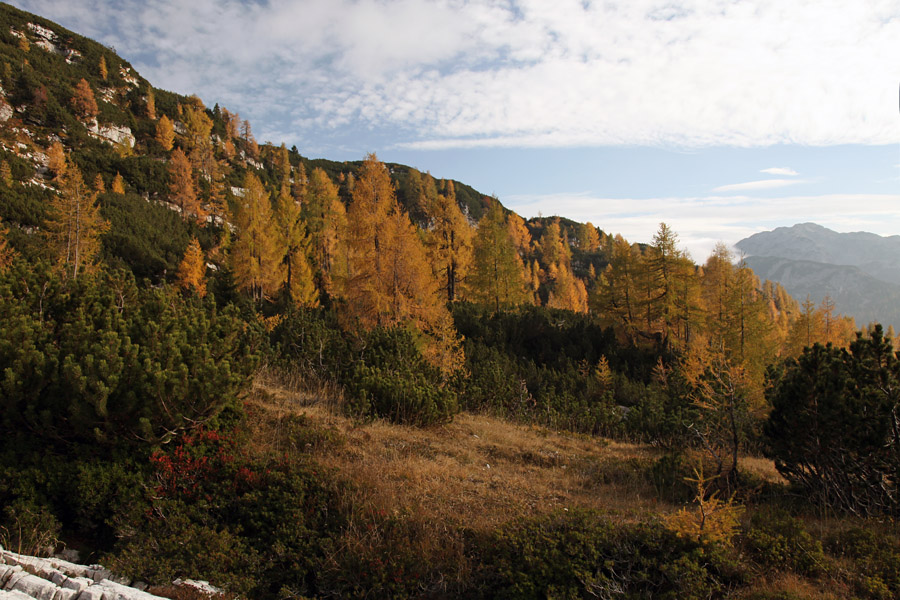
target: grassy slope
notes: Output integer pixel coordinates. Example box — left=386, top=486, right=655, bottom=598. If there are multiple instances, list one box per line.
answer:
left=244, top=372, right=859, bottom=599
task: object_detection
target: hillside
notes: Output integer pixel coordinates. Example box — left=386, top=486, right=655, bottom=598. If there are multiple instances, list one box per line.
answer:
left=737, top=223, right=900, bottom=329
left=2, top=3, right=900, bottom=600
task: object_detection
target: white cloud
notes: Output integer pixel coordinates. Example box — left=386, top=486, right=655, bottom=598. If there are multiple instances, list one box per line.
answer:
left=10, top=0, right=900, bottom=152
left=504, top=192, right=900, bottom=262
left=761, top=167, right=800, bottom=176
left=712, top=179, right=809, bottom=193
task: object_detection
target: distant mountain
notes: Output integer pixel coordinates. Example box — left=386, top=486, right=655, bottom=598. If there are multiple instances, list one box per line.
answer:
left=737, top=223, right=900, bottom=329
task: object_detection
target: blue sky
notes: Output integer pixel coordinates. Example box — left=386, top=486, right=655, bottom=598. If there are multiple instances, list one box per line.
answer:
left=10, top=0, right=899, bottom=260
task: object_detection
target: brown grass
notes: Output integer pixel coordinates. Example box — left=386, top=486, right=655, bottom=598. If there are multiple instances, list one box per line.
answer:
left=739, top=455, right=787, bottom=484
left=241, top=374, right=899, bottom=598
left=244, top=375, right=683, bottom=594
left=246, top=376, right=673, bottom=533
left=729, top=572, right=850, bottom=599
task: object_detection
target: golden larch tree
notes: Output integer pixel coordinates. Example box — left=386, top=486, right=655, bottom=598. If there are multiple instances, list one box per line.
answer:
left=303, top=167, right=346, bottom=297
left=93, top=173, right=105, bottom=194
left=146, top=88, right=156, bottom=120
left=70, top=78, right=98, bottom=122
left=538, top=219, right=570, bottom=269
left=591, top=234, right=644, bottom=343
left=231, top=173, right=280, bottom=302
left=274, top=183, right=318, bottom=307
left=0, top=216, right=14, bottom=271
left=167, top=148, right=206, bottom=223
left=156, top=115, right=175, bottom=151
left=546, top=262, right=589, bottom=313
left=426, top=180, right=473, bottom=303
left=46, top=163, right=108, bottom=279
left=98, top=56, right=108, bottom=80
left=177, top=237, right=207, bottom=297
left=577, top=222, right=601, bottom=251
left=111, top=172, right=125, bottom=194
left=339, top=153, right=461, bottom=372
left=47, top=141, right=67, bottom=178
left=182, top=102, right=215, bottom=177
left=507, top=212, right=532, bottom=259
left=466, top=200, right=531, bottom=311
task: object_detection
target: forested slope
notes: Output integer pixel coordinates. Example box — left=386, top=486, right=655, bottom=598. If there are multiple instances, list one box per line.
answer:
left=1, top=3, right=899, bottom=599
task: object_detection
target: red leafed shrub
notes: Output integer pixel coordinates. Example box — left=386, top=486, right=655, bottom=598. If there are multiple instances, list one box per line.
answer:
left=150, top=429, right=240, bottom=499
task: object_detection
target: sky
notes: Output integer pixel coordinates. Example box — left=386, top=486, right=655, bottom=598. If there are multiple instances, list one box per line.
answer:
left=9, top=0, right=900, bottom=261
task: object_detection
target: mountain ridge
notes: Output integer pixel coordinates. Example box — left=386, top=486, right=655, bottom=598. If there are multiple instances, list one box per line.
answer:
left=737, top=223, right=900, bottom=329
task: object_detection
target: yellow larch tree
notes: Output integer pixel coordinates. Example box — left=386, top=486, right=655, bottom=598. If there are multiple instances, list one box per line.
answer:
left=231, top=173, right=280, bottom=302
left=222, top=108, right=240, bottom=140
left=466, top=200, right=531, bottom=311
left=47, top=141, right=67, bottom=178
left=156, top=115, right=175, bottom=151
left=507, top=212, right=532, bottom=259
left=339, top=154, right=461, bottom=372
left=591, top=234, right=644, bottom=343
left=292, top=160, right=308, bottom=201
left=275, top=143, right=291, bottom=182
left=93, top=173, right=105, bottom=194
left=538, top=219, right=570, bottom=270
left=70, top=78, right=98, bottom=123
left=98, top=56, right=108, bottom=80
left=167, top=148, right=206, bottom=223
left=177, top=237, right=206, bottom=297
left=111, top=172, right=125, bottom=194
left=426, top=180, right=473, bottom=303
left=303, top=167, right=346, bottom=297
left=46, top=162, right=108, bottom=279
left=146, top=88, right=156, bottom=120
left=0, top=216, right=14, bottom=272
left=274, top=183, right=318, bottom=308
left=182, top=102, right=215, bottom=178
left=576, top=222, right=601, bottom=251
left=546, top=262, right=589, bottom=313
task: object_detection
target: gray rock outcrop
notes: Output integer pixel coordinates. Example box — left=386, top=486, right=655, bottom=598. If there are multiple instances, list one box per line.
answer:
left=0, top=547, right=165, bottom=600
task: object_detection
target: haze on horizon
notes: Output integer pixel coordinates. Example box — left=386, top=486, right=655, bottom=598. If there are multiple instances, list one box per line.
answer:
left=10, top=0, right=899, bottom=260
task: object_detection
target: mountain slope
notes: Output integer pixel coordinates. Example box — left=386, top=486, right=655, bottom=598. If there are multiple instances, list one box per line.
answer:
left=742, top=255, right=900, bottom=329
left=737, top=222, right=900, bottom=285
left=737, top=223, right=900, bottom=329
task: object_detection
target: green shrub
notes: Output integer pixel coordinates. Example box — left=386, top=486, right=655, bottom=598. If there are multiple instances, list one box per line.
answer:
left=344, top=327, right=457, bottom=426
left=318, top=512, right=451, bottom=600
left=826, top=527, right=900, bottom=599
left=742, top=509, right=825, bottom=576
left=346, top=362, right=456, bottom=426
left=0, top=264, right=259, bottom=453
left=475, top=509, right=741, bottom=599
left=0, top=497, right=61, bottom=556
left=110, top=429, right=341, bottom=598
left=648, top=452, right=696, bottom=503
left=765, top=330, right=900, bottom=516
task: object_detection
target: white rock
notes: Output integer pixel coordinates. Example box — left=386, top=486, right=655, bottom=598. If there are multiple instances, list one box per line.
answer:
left=88, top=122, right=135, bottom=148
left=9, top=572, right=61, bottom=600
left=0, top=590, right=36, bottom=599
left=60, top=577, right=93, bottom=592
left=92, top=579, right=161, bottom=600
left=72, top=588, right=103, bottom=600
left=0, top=565, right=21, bottom=588
left=3, top=570, right=28, bottom=592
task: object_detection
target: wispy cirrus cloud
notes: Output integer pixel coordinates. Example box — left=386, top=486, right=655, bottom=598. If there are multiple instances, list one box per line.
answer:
left=10, top=0, right=900, bottom=154
left=712, top=179, right=809, bottom=193
left=761, top=167, right=800, bottom=176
